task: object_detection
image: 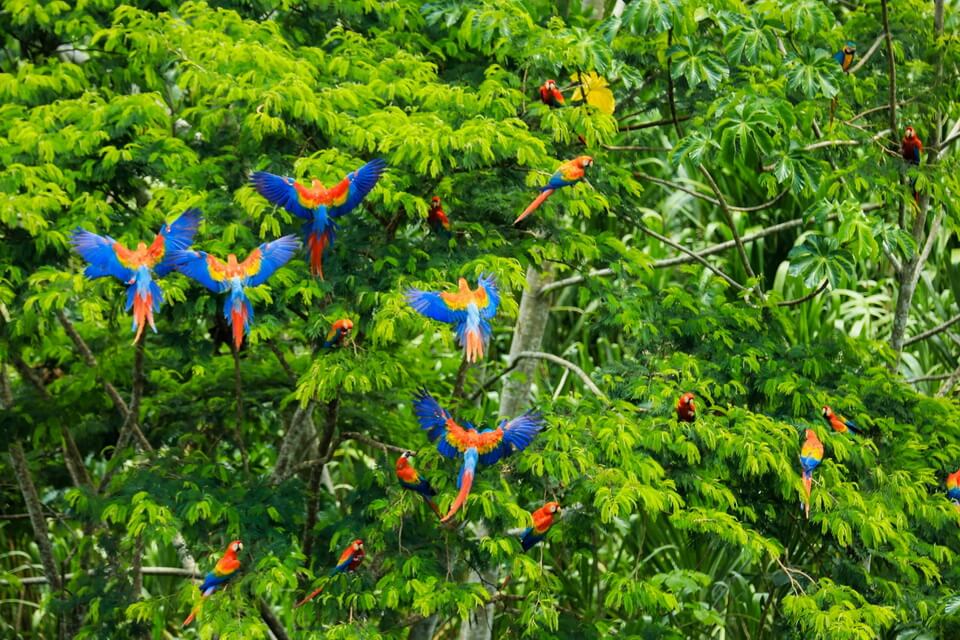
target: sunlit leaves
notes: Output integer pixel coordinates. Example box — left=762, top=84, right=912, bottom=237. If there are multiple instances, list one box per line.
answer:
left=669, top=40, right=730, bottom=90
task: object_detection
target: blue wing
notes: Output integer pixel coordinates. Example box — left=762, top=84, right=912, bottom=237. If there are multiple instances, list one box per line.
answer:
left=167, top=249, right=227, bottom=292
left=328, top=158, right=387, bottom=218
left=545, top=170, right=579, bottom=191
left=479, top=411, right=544, bottom=464
left=155, top=209, right=202, bottom=277
left=250, top=171, right=315, bottom=219
left=245, top=235, right=300, bottom=287
left=477, top=274, right=500, bottom=319
left=70, top=229, right=135, bottom=282
left=413, top=390, right=454, bottom=444
left=406, top=288, right=466, bottom=324
left=833, top=50, right=845, bottom=64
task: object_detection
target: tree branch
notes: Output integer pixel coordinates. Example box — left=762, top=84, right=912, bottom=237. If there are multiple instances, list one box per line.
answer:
left=847, top=34, right=885, bottom=75
left=259, top=600, right=291, bottom=640
left=699, top=166, right=762, bottom=297
left=904, top=313, right=960, bottom=347
left=511, top=351, right=607, bottom=401
left=636, top=224, right=748, bottom=291
left=339, top=431, right=408, bottom=455
left=3, top=566, right=205, bottom=586
left=906, top=372, right=952, bottom=384
left=57, top=310, right=131, bottom=417
left=777, top=279, right=829, bottom=307
left=880, top=0, right=898, bottom=135
left=618, top=115, right=692, bottom=131
left=665, top=28, right=683, bottom=138
left=267, top=340, right=297, bottom=383
left=635, top=172, right=788, bottom=212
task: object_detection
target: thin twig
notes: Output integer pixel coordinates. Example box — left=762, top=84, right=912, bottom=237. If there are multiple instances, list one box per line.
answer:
left=904, top=313, right=960, bottom=346
left=618, top=115, right=692, bottom=131
left=699, top=166, right=762, bottom=299
left=777, top=279, right=829, bottom=307
left=511, top=351, right=607, bottom=401
left=636, top=224, right=747, bottom=291
left=339, top=431, right=407, bottom=455
left=906, top=373, right=953, bottom=383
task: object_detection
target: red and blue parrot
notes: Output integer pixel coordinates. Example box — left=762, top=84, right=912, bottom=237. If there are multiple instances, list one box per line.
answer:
left=182, top=540, right=243, bottom=627
left=395, top=451, right=441, bottom=518
left=169, top=236, right=299, bottom=350
left=250, top=159, right=386, bottom=279
left=539, top=79, right=565, bottom=107
left=427, top=196, right=451, bottom=235
left=514, top=156, right=594, bottom=225
left=520, top=501, right=561, bottom=551
left=834, top=42, right=856, bottom=72
left=413, top=390, right=544, bottom=523
left=70, top=209, right=201, bottom=343
left=821, top=405, right=859, bottom=436
left=294, top=539, right=365, bottom=608
left=406, top=275, right=500, bottom=363
left=676, top=392, right=696, bottom=423
left=902, top=126, right=923, bottom=202
left=947, top=469, right=960, bottom=510
left=800, top=429, right=824, bottom=519
left=323, top=318, right=354, bottom=349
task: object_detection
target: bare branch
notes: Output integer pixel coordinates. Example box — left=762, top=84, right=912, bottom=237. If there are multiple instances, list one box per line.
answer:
left=260, top=600, right=291, bottom=640
left=699, top=166, right=762, bottom=298
left=4, top=566, right=204, bottom=586
left=666, top=28, right=683, bottom=138
left=9, top=441, right=63, bottom=597
left=880, top=0, right=898, bottom=135
left=777, top=279, right=829, bottom=307
left=636, top=224, right=748, bottom=291
left=339, top=431, right=408, bottom=455
left=906, top=373, right=953, bottom=383
left=511, top=351, right=608, bottom=401
left=847, top=35, right=885, bottom=75
left=57, top=309, right=130, bottom=417
left=602, top=144, right=671, bottom=152
left=936, top=363, right=960, bottom=397
left=904, top=313, right=960, bottom=347
left=618, top=115, right=692, bottom=131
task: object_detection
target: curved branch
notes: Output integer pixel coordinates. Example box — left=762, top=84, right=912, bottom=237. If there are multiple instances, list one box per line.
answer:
left=777, top=279, right=829, bottom=307
left=3, top=566, right=204, bottom=586
left=699, top=167, right=761, bottom=296
left=636, top=224, right=748, bottom=292
left=618, top=115, right=692, bottom=131
left=847, top=34, right=885, bottom=75
left=904, top=313, right=960, bottom=346
left=636, top=172, right=787, bottom=212
left=511, top=351, right=608, bottom=401
left=340, top=431, right=407, bottom=455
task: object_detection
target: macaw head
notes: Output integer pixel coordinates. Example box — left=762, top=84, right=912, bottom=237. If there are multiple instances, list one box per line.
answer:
left=946, top=469, right=960, bottom=489
left=431, top=195, right=441, bottom=206
left=804, top=428, right=820, bottom=443
left=576, top=155, right=594, bottom=170
left=843, top=42, right=856, bottom=55
left=226, top=540, right=243, bottom=556
left=905, top=126, right=916, bottom=139
left=544, top=79, right=558, bottom=91
left=396, top=450, right=414, bottom=471
left=678, top=392, right=695, bottom=409
left=351, top=539, right=364, bottom=552
left=821, top=406, right=834, bottom=420
left=332, top=318, right=354, bottom=334
left=544, top=501, right=561, bottom=515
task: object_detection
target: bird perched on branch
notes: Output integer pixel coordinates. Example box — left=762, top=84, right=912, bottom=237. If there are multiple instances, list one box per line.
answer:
left=539, top=79, right=565, bottom=107
left=514, top=156, right=593, bottom=225
left=182, top=540, right=242, bottom=627
left=71, top=209, right=201, bottom=344
left=676, top=392, right=696, bottom=423
left=251, top=159, right=385, bottom=279
left=901, top=126, right=923, bottom=203
left=799, top=429, right=824, bottom=519
left=395, top=451, right=441, bottom=518
left=520, top=501, right=561, bottom=551
left=406, top=274, right=500, bottom=362
left=295, top=539, right=365, bottom=608
left=323, top=318, right=354, bottom=349
left=834, top=42, right=856, bottom=72
left=427, top=196, right=451, bottom=236
left=413, top=390, right=544, bottom=523
left=170, top=236, right=299, bottom=350
left=821, top=405, right=859, bottom=436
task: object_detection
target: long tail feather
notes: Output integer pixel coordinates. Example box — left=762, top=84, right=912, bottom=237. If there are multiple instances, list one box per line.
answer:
left=294, top=585, right=324, bottom=608
left=182, top=605, right=200, bottom=627
left=231, top=306, right=246, bottom=350
left=802, top=472, right=812, bottom=519
left=441, top=458, right=476, bottom=523
left=423, top=495, right=442, bottom=518
left=307, top=230, right=331, bottom=279
left=514, top=189, right=554, bottom=225
left=465, top=327, right=484, bottom=363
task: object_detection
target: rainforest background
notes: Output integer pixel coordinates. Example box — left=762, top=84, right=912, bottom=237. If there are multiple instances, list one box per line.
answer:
left=2, top=0, right=960, bottom=638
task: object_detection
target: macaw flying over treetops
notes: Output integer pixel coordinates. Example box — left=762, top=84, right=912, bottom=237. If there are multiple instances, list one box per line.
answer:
left=70, top=209, right=201, bottom=344
left=395, top=451, right=441, bottom=518
left=427, top=196, right=451, bottom=235
left=520, top=501, right=561, bottom=552
left=799, top=429, right=824, bottom=519
left=902, top=126, right=923, bottom=202
left=406, top=274, right=500, bottom=363
left=834, top=42, right=856, bottom=72
left=539, top=79, right=565, bottom=107
left=821, top=405, right=860, bottom=436
left=182, top=540, right=243, bottom=627
left=250, top=158, right=386, bottom=279
left=323, top=318, right=354, bottom=349
left=294, top=539, right=365, bottom=608
left=514, top=156, right=594, bottom=225
left=676, top=392, right=696, bottom=423
left=413, top=390, right=544, bottom=523
left=947, top=469, right=960, bottom=509
left=169, top=236, right=300, bottom=350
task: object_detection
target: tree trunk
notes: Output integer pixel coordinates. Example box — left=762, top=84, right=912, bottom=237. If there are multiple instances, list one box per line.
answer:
left=409, top=615, right=439, bottom=640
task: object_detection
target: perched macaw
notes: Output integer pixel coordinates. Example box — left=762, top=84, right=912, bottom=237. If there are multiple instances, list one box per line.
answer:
left=834, top=42, right=856, bottom=72
left=70, top=209, right=201, bottom=343
left=169, top=236, right=300, bottom=350
left=514, top=156, right=593, bottom=225
left=539, top=79, right=565, bottom=107
left=413, top=390, right=544, bottom=523
left=821, top=405, right=859, bottom=436
left=902, top=126, right=923, bottom=202
left=520, top=501, right=561, bottom=551
left=395, top=451, right=441, bottom=518
left=947, top=469, right=960, bottom=508
left=427, top=196, right=451, bottom=235
left=799, top=429, right=824, bottom=519
left=182, top=540, right=243, bottom=627
left=323, top=318, right=354, bottom=349
left=406, top=275, right=500, bottom=363
left=676, top=392, right=696, bottom=423
left=250, top=159, right=386, bottom=279
left=294, top=539, right=365, bottom=608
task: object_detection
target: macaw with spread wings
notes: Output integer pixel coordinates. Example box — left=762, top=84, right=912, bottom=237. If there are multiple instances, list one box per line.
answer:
left=251, top=159, right=385, bottom=279
left=406, top=275, right=500, bottom=362
left=70, top=209, right=201, bottom=343
left=169, top=236, right=299, bottom=350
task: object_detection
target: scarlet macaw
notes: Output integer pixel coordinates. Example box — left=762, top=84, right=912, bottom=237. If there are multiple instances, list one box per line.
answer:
left=250, top=159, right=386, bottom=279
left=406, top=275, right=500, bottom=363
left=514, top=156, right=593, bottom=225
left=676, top=392, right=696, bottom=423
left=70, top=209, right=201, bottom=343
left=395, top=451, right=441, bottom=518
left=323, top=318, right=354, bottom=349
left=821, top=405, right=859, bottom=436
left=834, top=42, right=856, bottom=72
left=427, top=196, right=451, bottom=235
left=947, top=469, right=960, bottom=508
left=902, top=126, right=923, bottom=202
left=539, top=79, right=565, bottom=107
left=412, top=390, right=544, bottom=523
left=295, top=539, right=365, bottom=608
left=799, top=429, right=824, bottom=519
left=169, top=236, right=299, bottom=350
left=520, top=501, right=561, bottom=551
left=182, top=540, right=243, bottom=627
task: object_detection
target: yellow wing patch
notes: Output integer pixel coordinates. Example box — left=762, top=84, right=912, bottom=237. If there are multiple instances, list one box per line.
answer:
left=206, top=255, right=229, bottom=282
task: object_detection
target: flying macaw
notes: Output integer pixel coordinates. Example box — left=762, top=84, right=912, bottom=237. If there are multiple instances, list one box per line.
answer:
left=413, top=390, right=544, bottom=523
left=947, top=469, right=960, bottom=509
left=406, top=274, right=500, bottom=363
left=70, top=209, right=201, bottom=343
left=323, top=318, right=354, bottom=349
left=539, top=79, right=565, bottom=107
left=676, top=392, right=696, bottom=423
left=250, top=158, right=386, bottom=279
left=520, top=501, right=561, bottom=552
left=902, top=126, right=923, bottom=202
left=834, top=42, right=856, bottom=72
left=294, top=539, right=365, bottom=608
left=182, top=540, right=243, bottom=627
left=799, top=429, right=824, bottom=519
left=427, top=196, right=451, bottom=235
left=395, top=451, right=441, bottom=518
left=514, top=156, right=593, bottom=225
left=169, top=236, right=300, bottom=350
left=821, top=405, right=859, bottom=436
